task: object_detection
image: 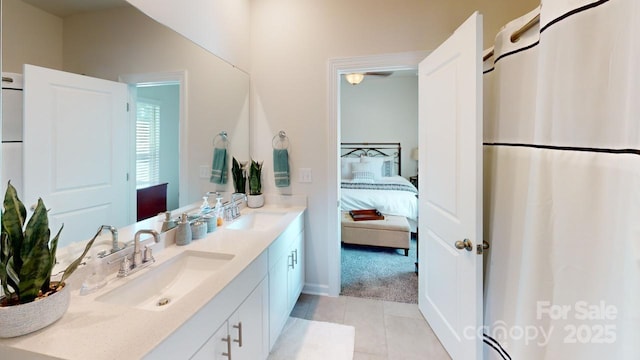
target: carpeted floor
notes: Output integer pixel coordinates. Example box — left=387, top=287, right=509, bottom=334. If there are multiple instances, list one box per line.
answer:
left=340, top=234, right=418, bottom=303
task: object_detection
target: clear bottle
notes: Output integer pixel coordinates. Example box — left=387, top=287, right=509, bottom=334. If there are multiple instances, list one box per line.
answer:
left=200, top=194, right=211, bottom=214
left=213, top=194, right=224, bottom=227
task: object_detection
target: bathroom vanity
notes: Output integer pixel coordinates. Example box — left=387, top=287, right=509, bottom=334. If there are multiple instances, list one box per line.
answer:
left=0, top=197, right=306, bottom=360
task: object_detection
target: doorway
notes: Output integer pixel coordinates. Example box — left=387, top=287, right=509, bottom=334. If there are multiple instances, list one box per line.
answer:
left=119, top=71, right=187, bottom=221
left=339, top=70, right=419, bottom=302
left=326, top=51, right=428, bottom=297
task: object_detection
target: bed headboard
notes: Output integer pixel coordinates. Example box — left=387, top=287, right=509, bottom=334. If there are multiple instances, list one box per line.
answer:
left=340, top=142, right=402, bottom=175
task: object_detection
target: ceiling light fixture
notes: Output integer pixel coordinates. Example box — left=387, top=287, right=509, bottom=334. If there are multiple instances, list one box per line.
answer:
left=345, top=73, right=364, bottom=85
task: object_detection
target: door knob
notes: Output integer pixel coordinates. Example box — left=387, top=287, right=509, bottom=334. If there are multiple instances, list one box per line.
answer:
left=455, top=238, right=473, bottom=251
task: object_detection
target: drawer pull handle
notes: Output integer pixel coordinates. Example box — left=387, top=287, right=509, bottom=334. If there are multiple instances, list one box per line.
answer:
left=222, top=334, right=232, bottom=359
left=233, top=322, right=243, bottom=347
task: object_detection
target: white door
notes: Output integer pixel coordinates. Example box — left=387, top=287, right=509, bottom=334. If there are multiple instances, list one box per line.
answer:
left=418, top=12, right=483, bottom=359
left=23, top=64, right=129, bottom=248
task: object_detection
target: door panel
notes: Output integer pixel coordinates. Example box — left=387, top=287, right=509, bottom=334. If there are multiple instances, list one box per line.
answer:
left=418, top=12, right=483, bottom=360
left=23, top=64, right=129, bottom=248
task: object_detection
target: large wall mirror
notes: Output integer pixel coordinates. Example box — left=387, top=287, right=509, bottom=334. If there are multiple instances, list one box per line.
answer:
left=2, top=0, right=250, bottom=248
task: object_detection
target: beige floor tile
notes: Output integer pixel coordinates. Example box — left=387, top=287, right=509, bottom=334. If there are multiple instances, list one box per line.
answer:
left=296, top=292, right=316, bottom=305
left=353, top=351, right=388, bottom=360
left=294, top=295, right=452, bottom=360
left=383, top=300, right=424, bottom=320
left=306, top=295, right=347, bottom=323
left=345, top=296, right=385, bottom=317
left=290, top=300, right=310, bottom=318
left=344, top=297, right=387, bottom=356
left=385, top=314, right=451, bottom=360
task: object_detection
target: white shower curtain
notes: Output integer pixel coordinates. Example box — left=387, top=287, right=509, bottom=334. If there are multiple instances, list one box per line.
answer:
left=483, top=1, right=640, bottom=359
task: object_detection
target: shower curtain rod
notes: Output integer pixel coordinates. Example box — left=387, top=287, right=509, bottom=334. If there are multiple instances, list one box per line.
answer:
left=482, top=13, right=540, bottom=61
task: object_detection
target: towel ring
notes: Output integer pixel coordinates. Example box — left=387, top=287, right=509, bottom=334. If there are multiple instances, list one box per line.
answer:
left=213, top=131, right=230, bottom=149
left=272, top=130, right=290, bottom=150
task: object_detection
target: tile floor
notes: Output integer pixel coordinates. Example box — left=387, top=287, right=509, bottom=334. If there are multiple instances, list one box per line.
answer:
left=291, top=294, right=451, bottom=360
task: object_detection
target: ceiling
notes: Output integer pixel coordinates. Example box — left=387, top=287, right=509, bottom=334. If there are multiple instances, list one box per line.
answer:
left=22, top=0, right=127, bottom=17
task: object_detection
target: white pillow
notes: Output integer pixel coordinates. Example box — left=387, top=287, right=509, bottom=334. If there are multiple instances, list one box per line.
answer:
left=382, top=159, right=394, bottom=176
left=351, top=162, right=377, bottom=183
left=360, top=156, right=387, bottom=178
left=341, top=157, right=360, bottom=179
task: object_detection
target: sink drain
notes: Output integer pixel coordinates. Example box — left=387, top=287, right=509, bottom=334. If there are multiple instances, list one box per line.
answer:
left=157, top=297, right=170, bottom=307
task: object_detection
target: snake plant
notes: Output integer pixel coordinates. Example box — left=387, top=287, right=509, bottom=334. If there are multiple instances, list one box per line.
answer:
left=231, top=157, right=247, bottom=194
left=0, top=182, right=95, bottom=306
left=249, top=159, right=263, bottom=195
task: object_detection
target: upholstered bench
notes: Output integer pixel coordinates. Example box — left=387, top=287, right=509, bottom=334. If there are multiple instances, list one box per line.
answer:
left=341, top=212, right=411, bottom=256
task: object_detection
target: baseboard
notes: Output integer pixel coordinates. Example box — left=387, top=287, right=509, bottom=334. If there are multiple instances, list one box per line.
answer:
left=302, top=282, right=331, bottom=297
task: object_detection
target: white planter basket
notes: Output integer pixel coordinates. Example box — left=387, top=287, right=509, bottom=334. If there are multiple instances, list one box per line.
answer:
left=0, top=284, right=70, bottom=338
left=247, top=194, right=265, bottom=208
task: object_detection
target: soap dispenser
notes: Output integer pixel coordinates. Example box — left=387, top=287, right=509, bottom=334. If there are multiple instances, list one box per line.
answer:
left=213, top=193, right=224, bottom=227
left=160, top=211, right=177, bottom=232
left=175, top=213, right=192, bottom=246
left=200, top=193, right=211, bottom=214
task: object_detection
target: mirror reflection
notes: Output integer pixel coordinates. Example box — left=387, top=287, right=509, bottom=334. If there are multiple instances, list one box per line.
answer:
left=2, top=0, right=250, bottom=248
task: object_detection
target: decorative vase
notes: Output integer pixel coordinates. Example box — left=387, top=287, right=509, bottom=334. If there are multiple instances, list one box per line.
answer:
left=0, top=283, right=70, bottom=338
left=247, top=194, right=265, bottom=208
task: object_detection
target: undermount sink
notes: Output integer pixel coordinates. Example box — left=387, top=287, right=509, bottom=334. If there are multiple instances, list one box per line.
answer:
left=96, top=250, right=234, bottom=311
left=225, top=211, right=287, bottom=231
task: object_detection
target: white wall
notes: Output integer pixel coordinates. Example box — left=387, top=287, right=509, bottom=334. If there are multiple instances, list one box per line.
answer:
left=2, top=0, right=62, bottom=72
left=341, top=74, right=418, bottom=178
left=125, top=0, right=251, bottom=72
left=250, top=0, right=540, bottom=294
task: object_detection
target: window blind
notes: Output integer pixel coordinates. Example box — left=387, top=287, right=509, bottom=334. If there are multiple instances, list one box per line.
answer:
left=136, top=100, right=161, bottom=189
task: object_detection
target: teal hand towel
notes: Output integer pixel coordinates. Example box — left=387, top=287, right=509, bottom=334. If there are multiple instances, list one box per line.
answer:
left=273, top=148, right=290, bottom=188
left=210, top=147, right=228, bottom=184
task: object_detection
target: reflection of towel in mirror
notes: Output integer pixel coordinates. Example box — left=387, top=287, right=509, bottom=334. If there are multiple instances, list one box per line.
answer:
left=273, top=149, right=290, bottom=187
left=210, top=147, right=228, bottom=184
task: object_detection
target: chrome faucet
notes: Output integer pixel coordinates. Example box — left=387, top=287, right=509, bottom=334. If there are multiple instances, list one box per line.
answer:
left=118, top=229, right=160, bottom=277
left=98, top=225, right=122, bottom=255
left=230, top=193, right=248, bottom=219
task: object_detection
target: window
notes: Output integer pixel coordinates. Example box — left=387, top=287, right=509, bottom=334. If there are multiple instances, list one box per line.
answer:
left=136, top=99, right=161, bottom=189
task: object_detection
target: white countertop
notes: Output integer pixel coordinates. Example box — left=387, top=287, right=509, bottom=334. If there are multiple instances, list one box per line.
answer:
left=0, top=198, right=306, bottom=360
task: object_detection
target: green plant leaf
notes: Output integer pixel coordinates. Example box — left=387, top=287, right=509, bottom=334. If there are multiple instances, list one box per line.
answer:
left=60, top=229, right=96, bottom=285
left=232, top=157, right=246, bottom=194
left=249, top=159, right=263, bottom=195
left=2, top=182, right=26, bottom=273
left=0, top=232, right=10, bottom=295
left=18, top=198, right=52, bottom=303
left=42, top=224, right=63, bottom=292
left=6, top=256, right=19, bottom=295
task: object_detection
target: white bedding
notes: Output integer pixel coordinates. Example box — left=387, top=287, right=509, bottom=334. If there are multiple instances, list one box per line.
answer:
left=340, top=175, right=418, bottom=221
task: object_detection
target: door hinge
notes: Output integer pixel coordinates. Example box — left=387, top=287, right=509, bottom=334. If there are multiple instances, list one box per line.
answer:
left=126, top=173, right=129, bottom=181
left=126, top=102, right=130, bottom=112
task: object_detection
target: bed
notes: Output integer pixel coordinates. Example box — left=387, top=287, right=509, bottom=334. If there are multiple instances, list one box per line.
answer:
left=340, top=142, right=418, bottom=232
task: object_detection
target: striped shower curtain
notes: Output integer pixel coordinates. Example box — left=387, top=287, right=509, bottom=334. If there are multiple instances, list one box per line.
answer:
left=482, top=0, right=640, bottom=359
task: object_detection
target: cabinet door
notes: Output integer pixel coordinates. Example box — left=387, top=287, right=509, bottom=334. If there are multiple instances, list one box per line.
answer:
left=269, top=252, right=290, bottom=350
left=191, top=322, right=230, bottom=360
left=230, top=279, right=268, bottom=360
left=287, top=232, right=304, bottom=310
